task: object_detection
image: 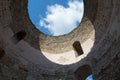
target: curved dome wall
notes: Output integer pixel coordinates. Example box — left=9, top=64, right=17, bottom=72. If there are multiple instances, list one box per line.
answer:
left=0, top=0, right=120, bottom=80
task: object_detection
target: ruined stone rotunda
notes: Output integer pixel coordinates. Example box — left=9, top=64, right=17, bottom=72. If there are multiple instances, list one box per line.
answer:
left=0, top=0, right=120, bottom=80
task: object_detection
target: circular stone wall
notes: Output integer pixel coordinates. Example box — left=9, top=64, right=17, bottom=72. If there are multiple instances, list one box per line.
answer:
left=1, top=0, right=120, bottom=79
left=9, top=0, right=97, bottom=54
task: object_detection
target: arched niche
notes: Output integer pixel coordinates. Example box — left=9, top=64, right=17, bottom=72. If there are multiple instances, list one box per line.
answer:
left=73, top=41, right=84, bottom=57
left=11, top=30, right=27, bottom=44
left=74, top=65, right=93, bottom=80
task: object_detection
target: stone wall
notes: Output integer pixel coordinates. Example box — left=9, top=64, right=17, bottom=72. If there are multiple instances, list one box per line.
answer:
left=0, top=0, right=120, bottom=80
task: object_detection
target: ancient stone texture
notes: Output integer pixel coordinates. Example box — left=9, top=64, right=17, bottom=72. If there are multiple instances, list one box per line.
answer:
left=0, top=0, right=120, bottom=80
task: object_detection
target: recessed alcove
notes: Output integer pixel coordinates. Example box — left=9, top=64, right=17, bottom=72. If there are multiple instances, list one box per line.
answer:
left=0, top=47, right=5, bottom=59
left=11, top=30, right=27, bottom=44
left=74, top=65, right=93, bottom=80
left=73, top=41, right=84, bottom=57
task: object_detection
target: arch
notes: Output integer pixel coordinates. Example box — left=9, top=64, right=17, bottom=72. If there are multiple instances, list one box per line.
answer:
left=74, top=65, right=92, bottom=80
left=11, top=30, right=27, bottom=44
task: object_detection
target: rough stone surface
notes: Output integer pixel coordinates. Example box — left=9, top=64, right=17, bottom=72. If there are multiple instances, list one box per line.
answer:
left=0, top=0, right=120, bottom=80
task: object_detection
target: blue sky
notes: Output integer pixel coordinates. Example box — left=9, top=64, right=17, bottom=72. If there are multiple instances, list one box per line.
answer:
left=28, top=0, right=84, bottom=36
left=85, top=75, right=93, bottom=80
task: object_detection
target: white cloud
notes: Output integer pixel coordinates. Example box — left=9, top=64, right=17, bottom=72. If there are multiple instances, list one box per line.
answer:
left=39, top=0, right=84, bottom=36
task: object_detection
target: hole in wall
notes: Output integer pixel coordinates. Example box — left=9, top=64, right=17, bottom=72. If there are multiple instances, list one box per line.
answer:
left=11, top=30, right=26, bottom=44
left=0, top=47, right=5, bottom=59
left=74, top=65, right=93, bottom=80
left=28, top=0, right=84, bottom=36
left=73, top=41, right=84, bottom=57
